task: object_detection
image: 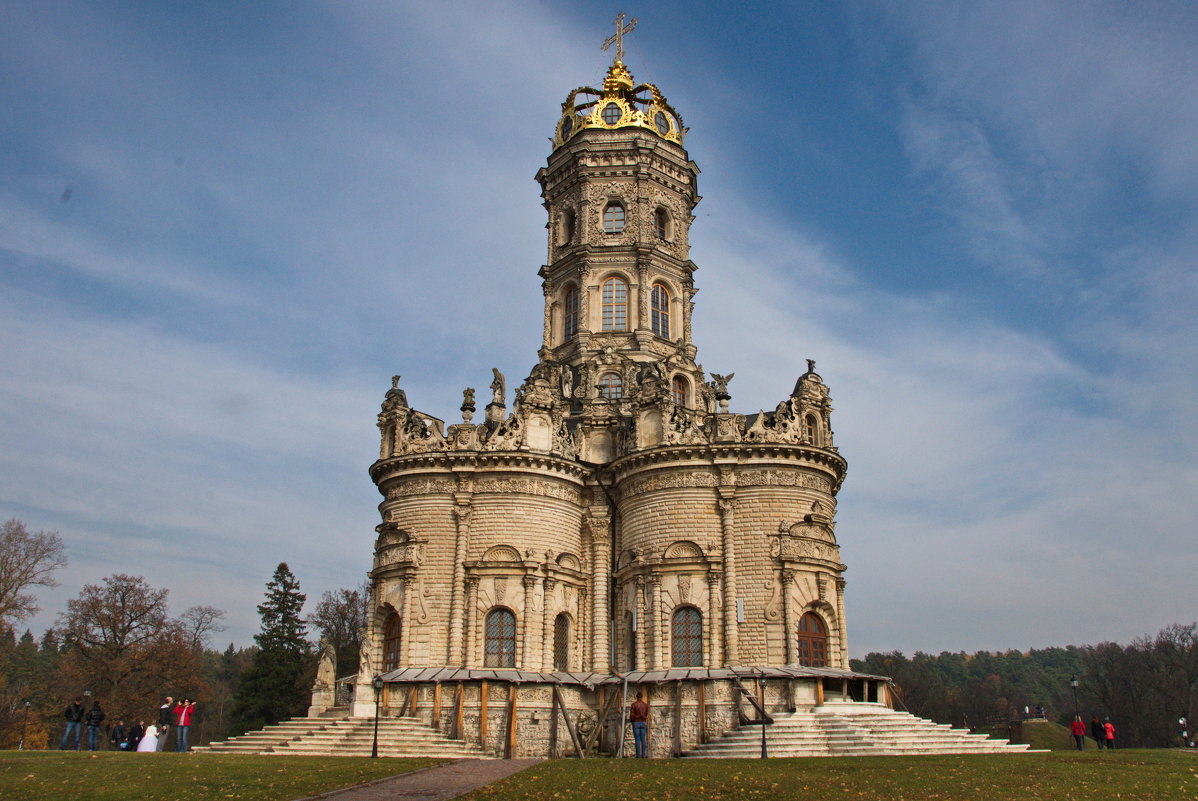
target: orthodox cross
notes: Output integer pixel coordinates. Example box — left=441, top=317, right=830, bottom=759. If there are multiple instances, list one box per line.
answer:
left=602, top=12, right=638, bottom=63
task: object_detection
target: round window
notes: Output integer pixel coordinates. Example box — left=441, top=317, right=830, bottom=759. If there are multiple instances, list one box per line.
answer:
left=602, top=103, right=622, bottom=125
left=654, top=111, right=669, bottom=135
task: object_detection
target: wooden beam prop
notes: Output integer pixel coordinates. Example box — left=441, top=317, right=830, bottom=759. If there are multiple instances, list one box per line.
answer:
left=432, top=682, right=442, bottom=730
left=480, top=681, right=489, bottom=746
left=698, top=681, right=707, bottom=744
left=504, top=683, right=518, bottom=759
left=584, top=686, right=618, bottom=754
left=552, top=684, right=585, bottom=758
left=451, top=683, right=464, bottom=740
left=672, top=680, right=683, bottom=757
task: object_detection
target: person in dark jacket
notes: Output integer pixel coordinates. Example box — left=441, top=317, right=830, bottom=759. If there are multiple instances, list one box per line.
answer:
left=61, top=697, right=85, bottom=750
left=110, top=720, right=128, bottom=750
left=1090, top=717, right=1105, bottom=749
left=126, top=720, right=145, bottom=751
left=156, top=696, right=173, bottom=751
left=85, top=700, right=106, bottom=750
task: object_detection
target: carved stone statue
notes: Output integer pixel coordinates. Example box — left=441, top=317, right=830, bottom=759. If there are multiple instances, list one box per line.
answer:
left=491, top=368, right=506, bottom=406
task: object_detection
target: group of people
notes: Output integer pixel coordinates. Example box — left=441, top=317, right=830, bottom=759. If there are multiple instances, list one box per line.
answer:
left=1070, top=715, right=1117, bottom=750
left=61, top=695, right=197, bottom=752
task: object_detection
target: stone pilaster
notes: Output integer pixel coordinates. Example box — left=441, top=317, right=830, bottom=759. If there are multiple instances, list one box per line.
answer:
left=463, top=577, right=479, bottom=667
left=706, top=571, right=722, bottom=667
left=588, top=518, right=610, bottom=672
left=635, top=576, right=647, bottom=670
left=780, top=569, right=795, bottom=666
left=717, top=495, right=739, bottom=664
left=448, top=500, right=472, bottom=665
left=835, top=577, right=848, bottom=669
left=649, top=574, right=664, bottom=668
left=521, top=574, right=538, bottom=669
left=542, top=578, right=557, bottom=671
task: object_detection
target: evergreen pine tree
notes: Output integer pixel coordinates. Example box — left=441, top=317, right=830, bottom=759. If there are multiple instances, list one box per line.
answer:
left=229, top=563, right=313, bottom=735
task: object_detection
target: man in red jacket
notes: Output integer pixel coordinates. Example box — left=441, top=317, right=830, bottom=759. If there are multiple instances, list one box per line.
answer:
left=1070, top=715, right=1087, bottom=750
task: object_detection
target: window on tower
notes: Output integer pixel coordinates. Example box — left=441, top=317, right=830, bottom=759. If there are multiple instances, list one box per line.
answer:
left=671, top=375, right=689, bottom=406
left=603, top=202, right=626, bottom=233
left=654, top=207, right=670, bottom=240
left=484, top=607, right=517, bottom=668
left=651, top=283, right=670, bottom=338
left=553, top=613, right=571, bottom=671
left=560, top=208, right=576, bottom=246
left=563, top=285, right=579, bottom=338
left=383, top=612, right=402, bottom=671
left=796, top=611, right=828, bottom=667
left=601, top=276, right=628, bottom=330
left=598, top=372, right=623, bottom=400
left=672, top=606, right=704, bottom=667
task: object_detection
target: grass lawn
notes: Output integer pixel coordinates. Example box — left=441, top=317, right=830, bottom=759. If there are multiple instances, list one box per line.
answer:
left=466, top=750, right=1198, bottom=801
left=0, top=751, right=442, bottom=801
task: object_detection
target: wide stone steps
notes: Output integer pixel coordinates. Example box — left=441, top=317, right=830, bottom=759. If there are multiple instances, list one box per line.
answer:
left=195, top=715, right=489, bottom=758
left=683, top=704, right=1033, bottom=758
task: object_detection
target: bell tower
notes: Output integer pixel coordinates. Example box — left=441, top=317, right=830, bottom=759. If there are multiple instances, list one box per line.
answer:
left=535, top=51, right=701, bottom=388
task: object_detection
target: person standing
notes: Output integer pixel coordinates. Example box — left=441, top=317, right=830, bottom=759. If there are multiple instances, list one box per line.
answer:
left=126, top=720, right=145, bottom=751
left=173, top=698, right=196, bottom=752
left=629, top=692, right=650, bottom=758
left=1104, top=719, right=1116, bottom=750
left=155, top=696, right=173, bottom=751
left=136, top=723, right=159, bottom=752
left=1070, top=715, right=1086, bottom=750
left=60, top=697, right=85, bottom=750
left=85, top=700, right=106, bottom=750
left=110, top=720, right=127, bottom=751
left=1090, top=717, right=1105, bottom=749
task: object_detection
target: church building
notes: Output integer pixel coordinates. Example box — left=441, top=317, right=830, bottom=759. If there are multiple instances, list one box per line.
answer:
left=331, top=28, right=897, bottom=758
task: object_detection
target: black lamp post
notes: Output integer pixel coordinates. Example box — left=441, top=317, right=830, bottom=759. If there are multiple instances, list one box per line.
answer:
left=18, top=698, right=31, bottom=750
left=759, top=671, right=768, bottom=759
left=1070, top=677, right=1080, bottom=716
left=371, top=676, right=384, bottom=758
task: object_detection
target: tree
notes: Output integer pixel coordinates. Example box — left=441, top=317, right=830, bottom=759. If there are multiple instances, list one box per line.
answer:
left=0, top=519, right=68, bottom=626
left=229, top=563, right=313, bottom=736
left=180, top=605, right=227, bottom=652
left=310, top=584, right=369, bottom=678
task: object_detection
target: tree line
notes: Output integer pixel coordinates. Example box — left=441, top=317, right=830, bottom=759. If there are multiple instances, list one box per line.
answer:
left=0, top=519, right=367, bottom=749
left=851, top=622, right=1198, bottom=748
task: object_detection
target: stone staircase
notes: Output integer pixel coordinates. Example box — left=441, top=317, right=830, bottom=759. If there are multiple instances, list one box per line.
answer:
left=194, top=715, right=489, bottom=758
left=683, top=702, right=1034, bottom=758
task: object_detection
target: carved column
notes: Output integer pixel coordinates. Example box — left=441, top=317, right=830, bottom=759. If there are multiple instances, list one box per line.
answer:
left=542, top=281, right=554, bottom=352
left=683, top=285, right=695, bottom=345
left=448, top=501, right=472, bottom=665
left=780, top=569, right=796, bottom=666
left=649, top=574, right=665, bottom=668
left=706, top=571, right=722, bottom=666
left=463, top=576, right=479, bottom=667
left=519, top=574, right=538, bottom=669
left=589, top=520, right=610, bottom=672
left=835, top=577, right=848, bottom=669
left=541, top=577, right=556, bottom=672
left=634, top=576, right=647, bottom=670
left=636, top=263, right=650, bottom=330
left=717, top=495, right=739, bottom=664
left=397, top=578, right=414, bottom=666
left=578, top=586, right=590, bottom=668
left=579, top=266, right=592, bottom=334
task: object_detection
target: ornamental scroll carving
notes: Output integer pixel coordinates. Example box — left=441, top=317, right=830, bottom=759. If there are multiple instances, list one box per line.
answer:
left=473, top=477, right=581, bottom=503
left=769, top=536, right=842, bottom=565
left=621, top=470, right=717, bottom=497
left=736, top=469, right=831, bottom=492
left=386, top=479, right=455, bottom=499
left=375, top=542, right=426, bottom=568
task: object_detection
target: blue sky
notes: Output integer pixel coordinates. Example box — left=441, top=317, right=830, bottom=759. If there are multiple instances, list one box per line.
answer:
left=2, top=1, right=1196, bottom=656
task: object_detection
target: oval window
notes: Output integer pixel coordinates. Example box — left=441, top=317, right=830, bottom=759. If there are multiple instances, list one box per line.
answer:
left=602, top=103, right=622, bottom=125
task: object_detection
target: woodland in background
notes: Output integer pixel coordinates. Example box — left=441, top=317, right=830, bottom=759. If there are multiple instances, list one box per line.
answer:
left=852, top=622, right=1198, bottom=748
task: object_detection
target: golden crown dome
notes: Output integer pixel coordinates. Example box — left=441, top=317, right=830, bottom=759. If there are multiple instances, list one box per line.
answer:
left=553, top=61, right=686, bottom=149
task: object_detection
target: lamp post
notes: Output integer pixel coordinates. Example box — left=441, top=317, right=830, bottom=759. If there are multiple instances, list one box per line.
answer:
left=18, top=698, right=31, bottom=750
left=759, top=671, right=768, bottom=759
left=1070, top=677, right=1080, bottom=717
left=371, top=676, right=384, bottom=758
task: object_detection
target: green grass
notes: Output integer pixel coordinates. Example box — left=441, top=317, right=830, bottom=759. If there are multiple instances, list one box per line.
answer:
left=465, top=751, right=1198, bottom=801
left=0, top=751, right=442, bottom=801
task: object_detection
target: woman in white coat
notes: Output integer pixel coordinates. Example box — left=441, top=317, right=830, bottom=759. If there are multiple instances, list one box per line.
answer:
left=136, top=723, right=159, bottom=752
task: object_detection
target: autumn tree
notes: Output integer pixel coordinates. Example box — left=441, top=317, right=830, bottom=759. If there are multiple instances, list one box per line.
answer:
left=0, top=519, right=68, bottom=626
left=310, top=583, right=369, bottom=678
left=229, top=563, right=312, bottom=735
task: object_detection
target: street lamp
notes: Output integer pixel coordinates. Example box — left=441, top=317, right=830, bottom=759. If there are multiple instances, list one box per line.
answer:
left=1070, top=677, right=1080, bottom=716
left=18, top=698, right=31, bottom=750
left=759, top=671, right=768, bottom=759
left=371, top=676, right=384, bottom=758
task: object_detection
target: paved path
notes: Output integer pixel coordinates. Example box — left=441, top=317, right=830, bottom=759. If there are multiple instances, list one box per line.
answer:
left=297, top=759, right=543, bottom=801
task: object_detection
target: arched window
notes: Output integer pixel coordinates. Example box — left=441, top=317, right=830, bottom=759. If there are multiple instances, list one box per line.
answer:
left=601, top=277, right=628, bottom=330
left=671, top=606, right=704, bottom=667
left=561, top=208, right=576, bottom=245
left=671, top=375, right=688, bottom=407
left=383, top=612, right=402, bottom=671
left=563, top=285, right=579, bottom=338
left=484, top=607, right=517, bottom=668
left=796, top=612, right=828, bottom=667
left=627, top=612, right=638, bottom=671
left=598, top=372, right=623, bottom=400
left=651, top=284, right=670, bottom=338
left=654, top=207, right=670, bottom=240
left=603, top=202, right=626, bottom=233
left=805, top=414, right=820, bottom=446
left=553, top=613, right=571, bottom=671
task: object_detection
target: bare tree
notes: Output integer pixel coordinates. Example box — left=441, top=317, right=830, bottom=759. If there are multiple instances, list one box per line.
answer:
left=0, top=519, right=68, bottom=626
left=180, top=605, right=227, bottom=652
left=310, top=583, right=369, bottom=678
